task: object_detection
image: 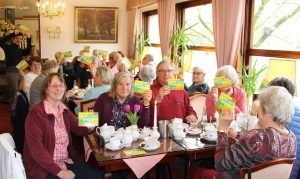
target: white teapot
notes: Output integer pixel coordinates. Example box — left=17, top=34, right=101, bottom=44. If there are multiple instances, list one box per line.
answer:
left=122, top=130, right=133, bottom=147
left=96, top=124, right=115, bottom=142
left=172, top=124, right=186, bottom=139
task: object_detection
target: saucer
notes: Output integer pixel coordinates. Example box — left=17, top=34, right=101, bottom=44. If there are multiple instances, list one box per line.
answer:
left=203, top=134, right=217, bottom=141
left=139, top=141, right=160, bottom=151
left=186, top=128, right=202, bottom=135
left=105, top=143, right=124, bottom=151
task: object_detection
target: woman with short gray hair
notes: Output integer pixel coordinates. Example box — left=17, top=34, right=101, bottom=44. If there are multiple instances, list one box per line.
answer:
left=74, top=66, right=113, bottom=114
left=196, top=86, right=296, bottom=179
left=139, top=64, right=156, bottom=83
left=185, top=66, right=210, bottom=95
left=206, top=65, right=246, bottom=122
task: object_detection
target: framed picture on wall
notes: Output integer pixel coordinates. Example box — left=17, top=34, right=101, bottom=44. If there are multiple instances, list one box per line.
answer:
left=74, top=7, right=119, bottom=43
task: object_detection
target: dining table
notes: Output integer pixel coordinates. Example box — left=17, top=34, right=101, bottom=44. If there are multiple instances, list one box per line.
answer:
left=85, top=132, right=187, bottom=179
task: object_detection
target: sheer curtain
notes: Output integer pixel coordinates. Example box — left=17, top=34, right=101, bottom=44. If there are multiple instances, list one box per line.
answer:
left=212, top=0, right=246, bottom=67
left=158, top=0, right=176, bottom=57
left=127, top=8, right=138, bottom=58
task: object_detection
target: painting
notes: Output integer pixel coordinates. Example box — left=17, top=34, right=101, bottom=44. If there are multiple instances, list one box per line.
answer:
left=74, top=7, right=118, bottom=43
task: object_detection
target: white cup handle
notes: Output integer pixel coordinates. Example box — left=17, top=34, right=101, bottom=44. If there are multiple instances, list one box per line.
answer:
left=95, top=127, right=101, bottom=136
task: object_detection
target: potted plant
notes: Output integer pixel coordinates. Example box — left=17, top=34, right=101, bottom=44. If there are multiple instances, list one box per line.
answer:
left=170, top=21, right=198, bottom=76
left=240, top=61, right=268, bottom=102
left=135, top=30, right=151, bottom=64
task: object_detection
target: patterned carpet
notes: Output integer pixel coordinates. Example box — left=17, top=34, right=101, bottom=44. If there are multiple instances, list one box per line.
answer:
left=0, top=103, right=12, bottom=134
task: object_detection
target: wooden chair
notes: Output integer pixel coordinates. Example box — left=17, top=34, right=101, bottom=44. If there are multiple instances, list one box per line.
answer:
left=239, top=158, right=295, bottom=179
left=80, top=98, right=97, bottom=112
left=72, top=98, right=97, bottom=162
left=189, top=93, right=206, bottom=120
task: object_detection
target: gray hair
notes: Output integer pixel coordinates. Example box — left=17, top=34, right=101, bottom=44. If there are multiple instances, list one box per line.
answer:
left=109, top=72, right=134, bottom=98
left=215, top=65, right=239, bottom=87
left=42, top=60, right=59, bottom=73
left=193, top=66, right=205, bottom=74
left=258, top=86, right=295, bottom=126
left=139, top=65, right=156, bottom=82
left=156, top=60, right=174, bottom=72
left=268, top=77, right=296, bottom=97
left=144, top=54, right=154, bottom=61
left=95, top=66, right=113, bottom=85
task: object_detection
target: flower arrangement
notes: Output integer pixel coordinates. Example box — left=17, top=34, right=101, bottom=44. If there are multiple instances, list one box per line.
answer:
left=1, top=22, right=17, bottom=33
left=124, top=104, right=141, bottom=125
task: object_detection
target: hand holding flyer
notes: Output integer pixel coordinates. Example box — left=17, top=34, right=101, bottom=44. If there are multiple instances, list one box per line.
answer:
left=16, top=60, right=29, bottom=71
left=216, top=92, right=235, bottom=113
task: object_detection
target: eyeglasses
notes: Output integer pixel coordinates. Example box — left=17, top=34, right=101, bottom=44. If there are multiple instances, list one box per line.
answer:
left=48, top=84, right=65, bottom=89
left=157, top=69, right=173, bottom=74
left=192, top=72, right=204, bottom=75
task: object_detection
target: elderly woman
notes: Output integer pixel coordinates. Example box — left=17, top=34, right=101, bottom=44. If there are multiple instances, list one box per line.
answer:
left=93, top=72, right=151, bottom=129
left=185, top=66, right=209, bottom=95
left=23, top=73, right=103, bottom=179
left=267, top=77, right=300, bottom=179
left=206, top=65, right=246, bottom=122
left=196, top=86, right=296, bottom=179
left=139, top=64, right=156, bottom=84
left=74, top=66, right=113, bottom=114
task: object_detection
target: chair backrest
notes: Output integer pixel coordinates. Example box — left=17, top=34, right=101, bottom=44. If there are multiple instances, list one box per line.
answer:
left=239, top=158, right=295, bottom=179
left=80, top=98, right=97, bottom=112
left=0, top=133, right=26, bottom=179
left=189, top=93, right=206, bottom=120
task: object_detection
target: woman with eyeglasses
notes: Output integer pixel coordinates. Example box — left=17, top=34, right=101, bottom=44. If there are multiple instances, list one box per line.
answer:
left=185, top=66, right=210, bottom=95
left=23, top=73, right=103, bottom=179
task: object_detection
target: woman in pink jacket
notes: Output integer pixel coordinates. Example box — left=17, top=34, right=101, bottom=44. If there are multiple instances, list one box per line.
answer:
left=206, top=65, right=246, bottom=122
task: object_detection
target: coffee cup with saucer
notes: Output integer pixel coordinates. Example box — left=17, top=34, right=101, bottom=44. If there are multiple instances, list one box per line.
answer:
left=140, top=136, right=160, bottom=151
left=105, top=137, right=123, bottom=151
left=172, top=124, right=186, bottom=140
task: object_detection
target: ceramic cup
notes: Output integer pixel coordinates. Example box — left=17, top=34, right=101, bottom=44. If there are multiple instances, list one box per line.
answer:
left=109, top=137, right=121, bottom=149
left=144, top=136, right=158, bottom=148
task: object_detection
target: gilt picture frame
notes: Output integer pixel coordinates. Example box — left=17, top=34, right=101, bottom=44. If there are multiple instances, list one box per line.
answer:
left=74, top=7, right=118, bottom=43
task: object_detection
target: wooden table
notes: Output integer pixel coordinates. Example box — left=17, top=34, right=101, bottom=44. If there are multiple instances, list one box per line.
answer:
left=85, top=133, right=186, bottom=179
left=172, top=135, right=216, bottom=179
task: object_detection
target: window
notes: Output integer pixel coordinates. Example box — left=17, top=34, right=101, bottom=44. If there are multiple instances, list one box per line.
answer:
left=178, top=0, right=217, bottom=87
left=252, top=0, right=300, bottom=51
left=245, top=0, right=300, bottom=96
left=143, top=10, right=162, bottom=64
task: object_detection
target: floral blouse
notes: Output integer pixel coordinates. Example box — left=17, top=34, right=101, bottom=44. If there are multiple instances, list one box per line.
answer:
left=110, top=97, right=129, bottom=129
left=185, top=83, right=210, bottom=95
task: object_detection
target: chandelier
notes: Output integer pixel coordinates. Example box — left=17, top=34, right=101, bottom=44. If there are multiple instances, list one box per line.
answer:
left=36, top=1, right=66, bottom=20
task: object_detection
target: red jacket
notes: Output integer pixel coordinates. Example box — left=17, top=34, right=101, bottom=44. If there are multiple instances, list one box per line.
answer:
left=150, top=82, right=196, bottom=126
left=23, top=101, right=90, bottom=179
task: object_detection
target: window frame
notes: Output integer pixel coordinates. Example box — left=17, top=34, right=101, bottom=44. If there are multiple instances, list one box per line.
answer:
left=176, top=0, right=215, bottom=52
left=142, top=9, right=160, bottom=48
left=243, top=0, right=300, bottom=66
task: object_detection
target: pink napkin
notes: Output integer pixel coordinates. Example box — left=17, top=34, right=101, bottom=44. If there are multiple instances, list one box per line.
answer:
left=83, top=138, right=92, bottom=162
left=123, top=154, right=166, bottom=178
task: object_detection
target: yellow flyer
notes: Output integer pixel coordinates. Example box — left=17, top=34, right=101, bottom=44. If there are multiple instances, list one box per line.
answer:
left=168, top=79, right=184, bottom=90
left=133, top=80, right=150, bottom=93
left=259, top=78, right=269, bottom=89
left=214, top=76, right=231, bottom=88
left=80, top=55, right=93, bottom=65
left=99, top=49, right=108, bottom=55
left=16, top=60, right=29, bottom=71
left=83, top=46, right=90, bottom=53
left=216, top=92, right=235, bottom=111
left=63, top=51, right=72, bottom=58
left=78, top=112, right=99, bottom=126
left=123, top=148, right=146, bottom=156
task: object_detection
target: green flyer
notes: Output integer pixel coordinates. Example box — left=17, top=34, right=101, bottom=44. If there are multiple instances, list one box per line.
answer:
left=133, top=80, right=150, bottom=93
left=214, top=76, right=231, bottom=88
left=168, top=79, right=184, bottom=90
left=78, top=112, right=99, bottom=126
